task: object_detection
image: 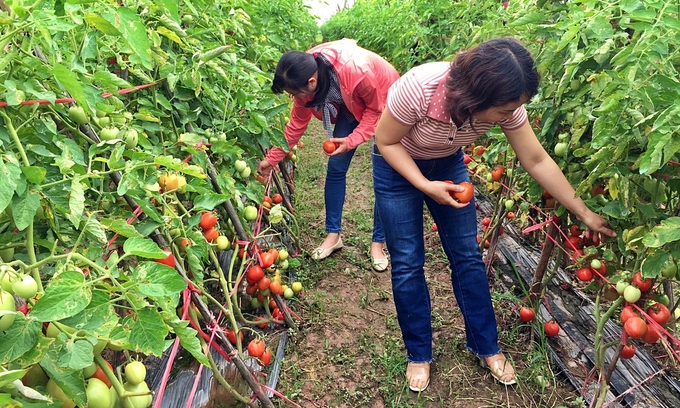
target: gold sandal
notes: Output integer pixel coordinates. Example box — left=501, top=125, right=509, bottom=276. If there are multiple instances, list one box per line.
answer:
left=480, top=353, right=516, bottom=385
left=406, top=362, right=430, bottom=392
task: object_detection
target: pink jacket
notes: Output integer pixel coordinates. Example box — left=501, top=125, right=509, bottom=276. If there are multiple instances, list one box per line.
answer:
left=266, top=39, right=400, bottom=166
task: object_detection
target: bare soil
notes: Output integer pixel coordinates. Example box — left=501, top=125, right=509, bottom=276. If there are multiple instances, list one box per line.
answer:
left=274, top=123, right=583, bottom=408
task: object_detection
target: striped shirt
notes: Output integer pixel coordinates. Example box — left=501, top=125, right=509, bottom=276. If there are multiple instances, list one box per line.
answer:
left=387, top=62, right=527, bottom=160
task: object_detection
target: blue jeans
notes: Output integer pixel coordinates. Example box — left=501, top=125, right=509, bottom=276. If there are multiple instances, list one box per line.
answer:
left=372, top=148, right=500, bottom=362
left=325, top=114, right=385, bottom=243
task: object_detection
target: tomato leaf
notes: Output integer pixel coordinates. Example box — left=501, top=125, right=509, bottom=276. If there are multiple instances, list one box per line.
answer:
left=39, top=354, right=87, bottom=407
left=133, top=262, right=187, bottom=300
left=83, top=217, right=108, bottom=244
left=0, top=317, right=42, bottom=365
left=123, top=237, right=167, bottom=259
left=11, top=189, right=40, bottom=231
left=641, top=251, right=669, bottom=279
left=642, top=217, right=680, bottom=248
left=20, top=166, right=47, bottom=184
left=192, top=192, right=229, bottom=211
left=84, top=12, right=121, bottom=36
left=55, top=338, right=94, bottom=371
left=30, top=272, right=91, bottom=322
left=60, top=290, right=117, bottom=335
left=114, top=7, right=153, bottom=70
left=129, top=307, right=167, bottom=356
left=100, top=218, right=142, bottom=238
left=68, top=176, right=85, bottom=228
left=166, top=317, right=209, bottom=365
left=52, top=63, right=89, bottom=110
left=0, top=156, right=20, bottom=213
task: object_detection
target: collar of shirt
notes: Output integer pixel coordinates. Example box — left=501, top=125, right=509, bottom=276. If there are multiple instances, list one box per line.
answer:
left=425, top=77, right=474, bottom=131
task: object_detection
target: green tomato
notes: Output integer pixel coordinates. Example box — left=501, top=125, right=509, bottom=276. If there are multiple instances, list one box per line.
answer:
left=554, top=142, right=568, bottom=157
left=100, top=127, right=121, bottom=141
left=109, top=384, right=120, bottom=408
left=0, top=290, right=17, bottom=331
left=111, top=115, right=127, bottom=125
left=590, top=259, right=602, bottom=270
left=11, top=275, right=38, bottom=299
left=234, top=160, right=247, bottom=172
left=123, top=129, right=139, bottom=149
left=1, top=265, right=17, bottom=293
left=95, top=117, right=111, bottom=127
left=68, top=106, right=89, bottom=125
left=615, top=280, right=629, bottom=295
left=215, top=236, right=230, bottom=250
left=504, top=199, right=514, bottom=210
left=661, top=260, right=677, bottom=279
left=123, top=381, right=152, bottom=408
left=0, top=246, right=14, bottom=263
left=83, top=362, right=98, bottom=379
left=277, top=249, right=289, bottom=262
left=23, top=364, right=49, bottom=387
left=244, top=206, right=258, bottom=221
left=46, top=379, right=76, bottom=408
left=250, top=297, right=261, bottom=309
left=239, top=166, right=252, bottom=178
left=623, top=285, right=641, bottom=303
left=283, top=287, right=295, bottom=299
left=87, top=378, right=113, bottom=408
left=278, top=259, right=289, bottom=270
left=124, top=361, right=147, bottom=385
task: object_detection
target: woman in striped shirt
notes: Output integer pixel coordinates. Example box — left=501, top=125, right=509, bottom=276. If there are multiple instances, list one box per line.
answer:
left=373, top=38, right=615, bottom=391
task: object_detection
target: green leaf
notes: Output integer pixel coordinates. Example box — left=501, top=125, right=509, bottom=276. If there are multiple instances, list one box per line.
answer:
left=68, top=176, right=85, bottom=228
left=100, top=218, right=142, bottom=238
left=83, top=217, right=108, bottom=244
left=167, top=317, right=209, bottom=365
left=52, top=64, right=88, bottom=110
left=0, top=369, right=27, bottom=388
left=20, top=166, right=47, bottom=184
left=133, top=262, right=187, bottom=301
left=84, top=13, right=121, bottom=36
left=642, top=217, right=680, bottom=248
left=60, top=290, right=117, bottom=335
left=129, top=307, right=168, bottom=356
left=55, top=339, right=93, bottom=371
left=0, top=156, right=20, bottom=212
left=12, top=189, right=40, bottom=231
left=30, top=272, right=91, bottom=322
left=640, top=251, right=670, bottom=279
left=0, top=317, right=42, bottom=365
left=123, top=237, right=167, bottom=259
left=115, top=7, right=153, bottom=70
left=93, top=71, right=133, bottom=93
left=192, top=192, right=229, bottom=211
left=39, top=353, right=86, bottom=407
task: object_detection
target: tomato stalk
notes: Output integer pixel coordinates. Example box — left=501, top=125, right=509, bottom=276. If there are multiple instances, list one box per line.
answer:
left=209, top=247, right=245, bottom=347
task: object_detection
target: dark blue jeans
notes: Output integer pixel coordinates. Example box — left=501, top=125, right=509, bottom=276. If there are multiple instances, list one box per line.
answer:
left=325, top=114, right=385, bottom=243
left=372, top=148, right=500, bottom=362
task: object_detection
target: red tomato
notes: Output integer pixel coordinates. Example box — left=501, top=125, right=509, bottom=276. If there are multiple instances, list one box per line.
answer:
left=623, top=316, right=647, bottom=339
left=519, top=307, right=535, bottom=322
left=263, top=196, right=272, bottom=205
left=566, top=236, right=582, bottom=251
left=463, top=154, right=473, bottom=165
left=646, top=303, right=671, bottom=326
left=247, top=339, right=265, bottom=358
left=272, top=194, right=283, bottom=204
left=323, top=140, right=339, bottom=154
left=245, top=284, right=258, bottom=296
left=267, top=248, right=279, bottom=261
left=592, top=262, right=608, bottom=278
left=474, top=146, right=485, bottom=156
left=203, top=227, right=219, bottom=243
left=569, top=224, right=582, bottom=237
left=225, top=329, right=243, bottom=345
left=576, top=267, right=593, bottom=282
left=631, top=271, right=654, bottom=292
left=432, top=222, right=438, bottom=231
left=544, top=320, right=560, bottom=337
left=258, top=348, right=273, bottom=367
left=91, top=361, right=113, bottom=388
left=155, top=249, right=175, bottom=268
left=506, top=212, right=515, bottom=220
left=445, top=180, right=474, bottom=203
left=246, top=265, right=265, bottom=285
left=255, top=316, right=268, bottom=329
left=260, top=251, right=276, bottom=268
left=269, top=281, right=283, bottom=296
left=641, top=324, right=660, bottom=344
left=491, top=165, right=504, bottom=182
left=257, top=277, right=271, bottom=292
left=179, top=238, right=191, bottom=252
left=620, top=344, right=636, bottom=359
left=620, top=305, right=638, bottom=324
left=272, top=308, right=284, bottom=321
left=481, top=217, right=491, bottom=227
left=199, top=212, right=218, bottom=230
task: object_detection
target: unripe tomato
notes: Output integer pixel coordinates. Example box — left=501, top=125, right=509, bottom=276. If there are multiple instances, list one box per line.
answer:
left=283, top=287, right=295, bottom=299
left=123, top=381, right=153, bottom=408
left=46, top=379, right=76, bottom=408
left=244, top=205, right=258, bottom=221
left=86, top=378, right=112, bottom=408
left=277, top=249, right=289, bottom=262
left=623, top=285, right=641, bottom=303
left=123, top=128, right=138, bottom=149
left=291, top=281, right=303, bottom=294
left=100, top=127, right=120, bottom=141
left=554, top=142, right=568, bottom=157
left=504, top=199, right=515, bottom=210
left=234, top=160, right=247, bottom=172
left=124, top=361, right=147, bottom=385
left=1, top=265, right=17, bottom=293
left=615, top=280, right=629, bottom=295
left=0, top=290, right=16, bottom=331
left=11, top=275, right=38, bottom=299
left=68, top=106, right=89, bottom=125
left=215, top=236, right=230, bottom=250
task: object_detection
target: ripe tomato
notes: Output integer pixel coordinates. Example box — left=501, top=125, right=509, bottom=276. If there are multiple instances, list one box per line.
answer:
left=272, top=308, right=284, bottom=321
left=203, top=227, right=219, bottom=243
left=245, top=284, right=258, bottom=296
left=258, top=348, right=273, bottom=367
left=432, top=222, right=438, bottom=231
left=246, top=265, right=265, bottom=285
left=255, top=316, right=268, bottom=329
left=591, top=261, right=607, bottom=278
left=506, top=211, right=516, bottom=220
left=215, top=236, right=229, bottom=250
left=623, top=316, right=647, bottom=339
left=576, top=267, right=593, bottom=282
left=519, top=307, right=535, bottom=322
left=646, top=303, right=671, bottom=326
left=544, top=320, right=560, bottom=337
left=566, top=236, right=582, bottom=251
left=257, top=276, right=271, bottom=292
left=199, top=212, right=218, bottom=230
left=269, top=281, right=283, bottom=296
left=178, top=238, right=191, bottom=252
left=154, top=249, right=175, bottom=268
left=226, top=329, right=243, bottom=345
left=68, top=106, right=89, bottom=125
left=272, top=193, right=283, bottom=204
left=124, top=361, right=146, bottom=385
left=445, top=180, right=474, bottom=203
left=91, top=361, right=113, bottom=388
left=463, top=154, right=473, bottom=165
left=260, top=251, right=276, bottom=268
left=481, top=217, right=491, bottom=227
left=620, top=344, right=636, bottom=359
left=641, top=324, right=660, bottom=344
left=569, top=224, right=582, bottom=237
left=247, top=338, right=265, bottom=358
left=491, top=165, right=504, bottom=182
left=474, top=146, right=485, bottom=156
left=631, top=272, right=653, bottom=292
left=620, top=305, right=638, bottom=324
left=323, top=140, right=339, bottom=154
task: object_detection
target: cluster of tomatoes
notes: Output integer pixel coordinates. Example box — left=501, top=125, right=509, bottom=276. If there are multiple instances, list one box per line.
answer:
left=262, top=193, right=284, bottom=209
left=0, top=265, right=39, bottom=331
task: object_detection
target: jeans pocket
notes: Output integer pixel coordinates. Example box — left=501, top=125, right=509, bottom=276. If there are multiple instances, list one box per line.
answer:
left=372, top=143, right=382, bottom=156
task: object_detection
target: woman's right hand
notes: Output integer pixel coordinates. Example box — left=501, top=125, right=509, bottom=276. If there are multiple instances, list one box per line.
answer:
left=257, top=159, right=274, bottom=176
left=423, top=181, right=470, bottom=208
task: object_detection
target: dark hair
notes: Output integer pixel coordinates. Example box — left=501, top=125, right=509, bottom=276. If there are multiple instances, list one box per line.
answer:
left=445, top=38, right=539, bottom=126
left=271, top=51, right=331, bottom=108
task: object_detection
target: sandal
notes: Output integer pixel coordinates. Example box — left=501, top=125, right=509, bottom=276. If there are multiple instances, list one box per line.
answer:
left=406, top=362, right=430, bottom=392
left=480, top=353, right=516, bottom=385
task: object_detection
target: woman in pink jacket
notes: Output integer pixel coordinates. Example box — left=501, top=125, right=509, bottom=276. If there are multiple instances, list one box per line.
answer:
left=258, top=39, right=400, bottom=270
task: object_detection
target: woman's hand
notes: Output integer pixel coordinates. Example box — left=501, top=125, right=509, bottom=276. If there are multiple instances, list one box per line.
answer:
left=257, top=159, right=274, bottom=176
left=579, top=210, right=616, bottom=243
left=327, top=138, right=349, bottom=155
left=423, top=181, right=470, bottom=208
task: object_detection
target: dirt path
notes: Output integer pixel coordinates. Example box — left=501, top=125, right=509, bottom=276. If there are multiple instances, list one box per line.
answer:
left=275, top=122, right=582, bottom=407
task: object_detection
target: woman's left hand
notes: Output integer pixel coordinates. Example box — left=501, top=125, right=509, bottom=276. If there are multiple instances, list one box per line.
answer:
left=579, top=211, right=616, bottom=243
left=327, top=138, right=349, bottom=155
